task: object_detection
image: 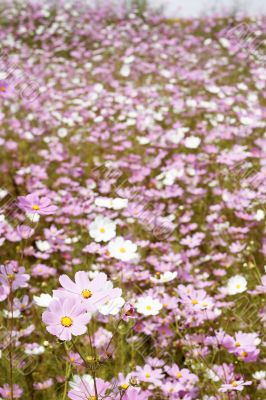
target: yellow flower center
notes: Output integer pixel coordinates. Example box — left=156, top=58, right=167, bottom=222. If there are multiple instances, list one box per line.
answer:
left=120, top=383, right=129, bottom=390
left=119, top=247, right=126, bottom=253
left=82, top=289, right=92, bottom=299
left=191, top=299, right=198, bottom=305
left=99, top=227, right=105, bottom=233
left=231, top=381, right=238, bottom=387
left=235, top=341, right=241, bottom=347
left=176, top=372, right=182, bottom=378
left=32, top=204, right=40, bottom=210
left=146, top=305, right=152, bottom=311
left=241, top=351, right=248, bottom=358
left=145, top=373, right=151, bottom=378
left=61, top=316, right=73, bottom=327
left=236, top=284, right=241, bottom=289
left=88, top=397, right=96, bottom=400
left=7, top=273, right=15, bottom=281
left=0, top=86, right=6, bottom=92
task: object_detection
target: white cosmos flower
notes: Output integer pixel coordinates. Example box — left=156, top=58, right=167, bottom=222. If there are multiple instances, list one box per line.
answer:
left=253, top=371, right=266, bottom=380
left=0, top=189, right=8, bottom=199
left=35, top=240, right=51, bottom=252
left=108, top=236, right=138, bottom=261
left=98, top=297, right=125, bottom=316
left=135, top=296, right=162, bottom=316
left=227, top=275, right=247, bottom=295
left=89, top=216, right=116, bottom=242
left=25, top=344, right=45, bottom=355
left=95, top=197, right=128, bottom=210
left=184, top=136, right=201, bottom=149
left=3, top=310, right=21, bottom=318
left=150, top=271, right=177, bottom=284
left=33, top=294, right=53, bottom=307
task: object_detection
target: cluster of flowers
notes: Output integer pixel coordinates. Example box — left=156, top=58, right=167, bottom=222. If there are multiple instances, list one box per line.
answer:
left=0, top=0, right=265, bottom=399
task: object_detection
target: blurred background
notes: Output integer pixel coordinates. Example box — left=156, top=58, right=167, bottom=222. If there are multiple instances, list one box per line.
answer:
left=126, top=0, right=266, bottom=17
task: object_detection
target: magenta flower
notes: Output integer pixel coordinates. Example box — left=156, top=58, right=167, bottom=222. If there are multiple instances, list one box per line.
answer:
left=17, top=193, right=57, bottom=215
left=54, top=271, right=122, bottom=313
left=0, top=384, right=23, bottom=399
left=42, top=297, right=91, bottom=341
left=68, top=377, right=110, bottom=400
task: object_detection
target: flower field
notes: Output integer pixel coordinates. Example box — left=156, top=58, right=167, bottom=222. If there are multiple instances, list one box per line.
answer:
left=0, top=1, right=266, bottom=399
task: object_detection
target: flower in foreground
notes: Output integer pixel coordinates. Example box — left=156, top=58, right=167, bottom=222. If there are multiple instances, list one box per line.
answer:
left=88, top=215, right=116, bottom=242
left=108, top=236, right=138, bottom=261
left=68, top=377, right=110, bottom=400
left=17, top=193, right=57, bottom=215
left=227, top=275, right=247, bottom=295
left=42, top=297, right=91, bottom=341
left=54, top=271, right=122, bottom=313
left=135, top=296, right=162, bottom=316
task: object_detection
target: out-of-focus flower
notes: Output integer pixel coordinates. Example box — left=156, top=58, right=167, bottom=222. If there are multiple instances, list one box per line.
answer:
left=18, top=193, right=57, bottom=215
left=219, top=380, right=252, bottom=392
left=95, top=197, right=128, bottom=210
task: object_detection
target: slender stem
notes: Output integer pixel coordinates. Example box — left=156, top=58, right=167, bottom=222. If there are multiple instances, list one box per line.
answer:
left=8, top=288, right=14, bottom=400
left=88, top=333, right=98, bottom=400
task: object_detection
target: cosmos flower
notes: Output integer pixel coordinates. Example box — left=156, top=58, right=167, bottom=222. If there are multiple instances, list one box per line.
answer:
left=135, top=296, right=162, bottom=316
left=0, top=276, right=10, bottom=302
left=0, top=262, right=30, bottom=291
left=150, top=271, right=177, bottom=284
left=108, top=236, right=138, bottom=261
left=98, top=296, right=125, bottom=316
left=0, top=384, right=23, bottom=399
left=227, top=275, right=247, bottom=295
left=17, top=193, right=57, bottom=215
left=95, top=197, right=128, bottom=210
left=88, top=215, right=116, bottom=242
left=134, top=364, right=164, bottom=386
left=54, top=271, right=122, bottom=313
left=68, top=377, right=111, bottom=400
left=33, top=293, right=53, bottom=307
left=42, top=297, right=91, bottom=341
left=219, top=379, right=252, bottom=392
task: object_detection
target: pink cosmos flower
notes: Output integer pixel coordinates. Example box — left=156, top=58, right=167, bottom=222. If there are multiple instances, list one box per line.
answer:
left=54, top=271, right=122, bottom=313
left=222, top=332, right=260, bottom=362
left=134, top=364, right=164, bottom=386
left=68, top=377, right=111, bottom=400
left=42, top=297, right=91, bottom=341
left=0, top=384, right=23, bottom=399
left=0, top=261, right=30, bottom=290
left=17, top=193, right=57, bottom=215
left=219, top=379, right=252, bottom=392
left=0, top=80, right=10, bottom=97
left=123, top=388, right=150, bottom=400
left=0, top=276, right=10, bottom=301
